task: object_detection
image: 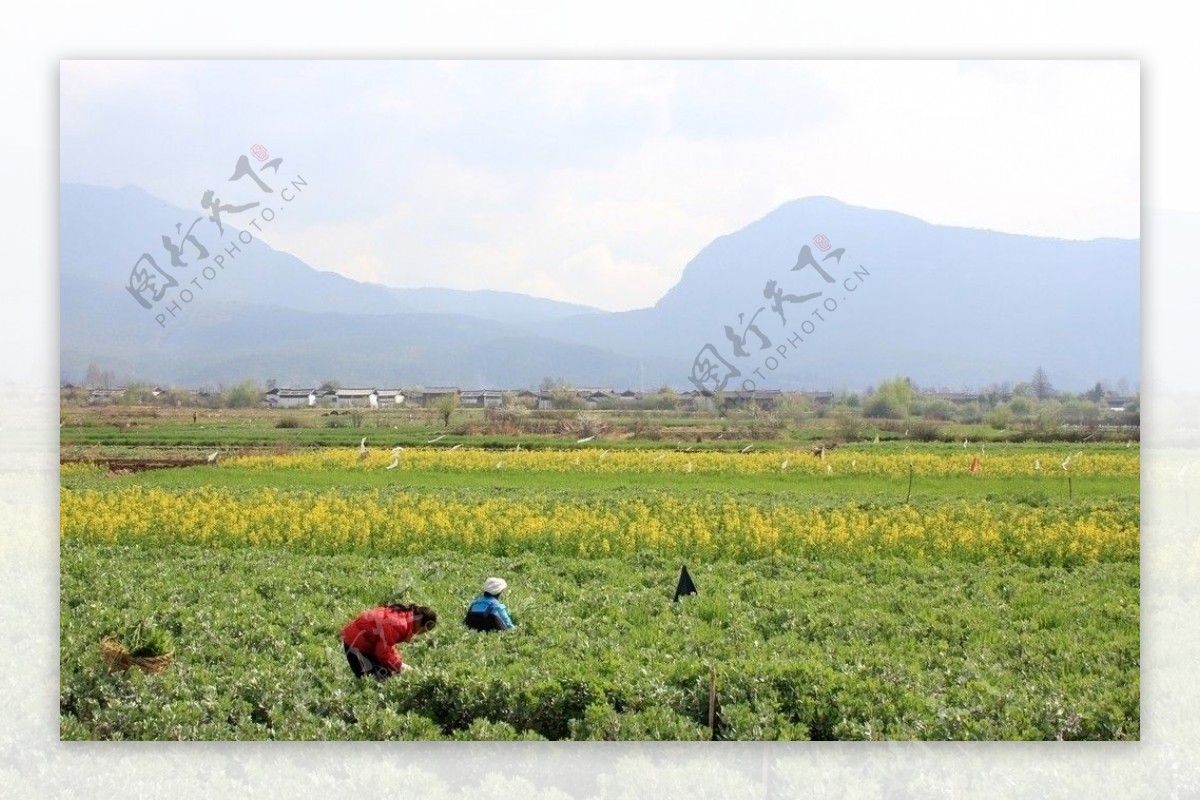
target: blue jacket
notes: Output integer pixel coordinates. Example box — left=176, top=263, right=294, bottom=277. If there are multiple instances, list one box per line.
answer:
left=465, top=593, right=515, bottom=630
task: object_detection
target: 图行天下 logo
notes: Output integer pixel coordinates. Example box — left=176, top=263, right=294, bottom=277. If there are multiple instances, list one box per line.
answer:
left=122, top=146, right=307, bottom=328
left=687, top=234, right=871, bottom=394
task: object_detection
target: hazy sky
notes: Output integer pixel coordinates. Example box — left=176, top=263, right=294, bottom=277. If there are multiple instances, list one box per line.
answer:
left=60, top=59, right=1138, bottom=312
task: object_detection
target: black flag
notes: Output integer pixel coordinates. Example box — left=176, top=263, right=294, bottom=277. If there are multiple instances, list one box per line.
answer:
left=673, top=564, right=698, bottom=602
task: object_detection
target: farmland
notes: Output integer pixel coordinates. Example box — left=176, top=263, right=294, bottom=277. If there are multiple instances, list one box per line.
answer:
left=59, top=406, right=1140, bottom=740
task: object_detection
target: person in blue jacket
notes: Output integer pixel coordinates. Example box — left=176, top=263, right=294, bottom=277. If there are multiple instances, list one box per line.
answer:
left=463, top=577, right=517, bottom=632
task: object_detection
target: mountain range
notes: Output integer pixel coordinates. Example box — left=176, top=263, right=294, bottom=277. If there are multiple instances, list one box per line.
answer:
left=59, top=183, right=1139, bottom=392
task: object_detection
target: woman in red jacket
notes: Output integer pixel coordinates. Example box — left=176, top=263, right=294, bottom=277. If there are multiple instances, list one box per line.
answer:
left=341, top=602, right=438, bottom=680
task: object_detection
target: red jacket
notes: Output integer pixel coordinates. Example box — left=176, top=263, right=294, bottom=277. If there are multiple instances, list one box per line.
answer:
left=341, top=606, right=418, bottom=673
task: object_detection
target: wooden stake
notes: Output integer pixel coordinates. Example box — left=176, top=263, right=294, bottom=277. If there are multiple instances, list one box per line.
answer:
left=905, top=463, right=914, bottom=504
left=708, top=664, right=718, bottom=740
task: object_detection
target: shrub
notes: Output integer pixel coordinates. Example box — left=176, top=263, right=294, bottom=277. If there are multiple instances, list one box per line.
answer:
left=863, top=377, right=915, bottom=419
left=832, top=408, right=864, bottom=441
left=986, top=407, right=1014, bottom=430
left=906, top=421, right=942, bottom=442
left=917, top=399, right=956, bottom=421
left=452, top=719, right=545, bottom=741
left=559, top=413, right=608, bottom=440
left=224, top=380, right=261, bottom=409
left=484, top=408, right=526, bottom=435
left=570, top=702, right=710, bottom=741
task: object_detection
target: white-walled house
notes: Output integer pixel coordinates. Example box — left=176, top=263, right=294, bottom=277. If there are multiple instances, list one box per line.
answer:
left=333, top=388, right=378, bottom=408
left=263, top=388, right=404, bottom=409
left=376, top=389, right=406, bottom=406
left=87, top=387, right=127, bottom=403
left=265, top=388, right=319, bottom=408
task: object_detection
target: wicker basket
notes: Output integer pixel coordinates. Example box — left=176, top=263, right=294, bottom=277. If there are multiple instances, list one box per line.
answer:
left=99, top=637, right=173, bottom=675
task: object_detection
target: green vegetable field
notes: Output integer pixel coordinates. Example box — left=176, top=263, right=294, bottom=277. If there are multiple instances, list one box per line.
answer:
left=59, top=428, right=1139, bottom=741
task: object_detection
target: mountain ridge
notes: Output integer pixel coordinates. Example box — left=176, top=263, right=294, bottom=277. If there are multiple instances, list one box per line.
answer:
left=59, top=183, right=1139, bottom=392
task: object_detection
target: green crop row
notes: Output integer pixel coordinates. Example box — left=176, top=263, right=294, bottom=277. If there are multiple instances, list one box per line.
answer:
left=60, top=541, right=1139, bottom=741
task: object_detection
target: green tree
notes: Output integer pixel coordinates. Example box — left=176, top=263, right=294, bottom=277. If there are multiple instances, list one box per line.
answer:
left=1033, top=398, right=1063, bottom=433
left=1123, top=395, right=1140, bottom=425
left=114, top=382, right=156, bottom=405
left=954, top=401, right=984, bottom=425
left=917, top=398, right=955, bottom=422
left=551, top=385, right=584, bottom=411
left=1031, top=367, right=1054, bottom=400
left=863, top=376, right=915, bottom=419
left=775, top=392, right=812, bottom=421
left=224, top=380, right=261, bottom=409
left=1008, top=396, right=1034, bottom=419
left=986, top=406, right=1014, bottom=430
left=832, top=407, right=864, bottom=441
left=434, top=393, right=459, bottom=427
left=1061, top=398, right=1103, bottom=426
left=643, top=386, right=680, bottom=411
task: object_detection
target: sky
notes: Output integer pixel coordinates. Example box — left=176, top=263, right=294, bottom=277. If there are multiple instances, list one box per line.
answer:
left=59, top=59, right=1139, bottom=312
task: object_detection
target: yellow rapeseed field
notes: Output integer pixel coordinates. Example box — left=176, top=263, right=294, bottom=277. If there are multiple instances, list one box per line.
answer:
left=60, top=484, right=1138, bottom=563
left=223, top=447, right=1139, bottom=478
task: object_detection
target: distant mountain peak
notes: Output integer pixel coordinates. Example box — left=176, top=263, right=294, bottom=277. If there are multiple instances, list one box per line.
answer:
left=61, top=183, right=1138, bottom=392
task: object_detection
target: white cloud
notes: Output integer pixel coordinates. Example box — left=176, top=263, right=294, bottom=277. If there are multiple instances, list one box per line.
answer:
left=60, top=59, right=1139, bottom=311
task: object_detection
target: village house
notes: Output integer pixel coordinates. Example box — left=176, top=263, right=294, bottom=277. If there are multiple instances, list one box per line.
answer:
left=721, top=389, right=782, bottom=411
left=616, top=389, right=642, bottom=406
left=333, top=388, right=378, bottom=408
left=264, top=387, right=319, bottom=408
left=576, top=388, right=617, bottom=408
left=678, top=390, right=706, bottom=411
left=375, top=389, right=406, bottom=407
left=406, top=387, right=461, bottom=408
left=72, top=378, right=847, bottom=416
left=1105, top=394, right=1136, bottom=413
left=460, top=390, right=504, bottom=409
left=87, top=387, right=127, bottom=403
